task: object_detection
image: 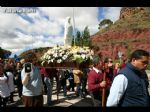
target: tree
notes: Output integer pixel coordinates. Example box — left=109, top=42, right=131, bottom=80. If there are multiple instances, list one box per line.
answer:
left=98, top=19, right=113, bottom=30
left=0, top=47, right=4, bottom=59
left=82, top=26, right=91, bottom=47
left=71, top=36, right=74, bottom=46
left=75, top=31, right=82, bottom=46
left=0, top=47, right=11, bottom=59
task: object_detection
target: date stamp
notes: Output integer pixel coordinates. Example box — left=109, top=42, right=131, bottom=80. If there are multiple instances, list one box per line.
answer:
left=0, top=7, right=37, bottom=14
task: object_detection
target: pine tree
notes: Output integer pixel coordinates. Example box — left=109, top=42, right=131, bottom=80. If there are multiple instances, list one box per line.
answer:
left=75, top=31, right=82, bottom=46
left=82, top=26, right=91, bottom=47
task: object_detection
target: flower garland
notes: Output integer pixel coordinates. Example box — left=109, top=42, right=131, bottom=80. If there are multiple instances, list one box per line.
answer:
left=40, top=45, right=94, bottom=66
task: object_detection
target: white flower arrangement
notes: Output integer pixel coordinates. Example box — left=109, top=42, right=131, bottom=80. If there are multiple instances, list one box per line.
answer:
left=41, top=45, right=94, bottom=66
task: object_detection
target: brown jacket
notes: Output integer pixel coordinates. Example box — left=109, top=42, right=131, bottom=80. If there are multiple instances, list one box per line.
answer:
left=73, top=69, right=83, bottom=84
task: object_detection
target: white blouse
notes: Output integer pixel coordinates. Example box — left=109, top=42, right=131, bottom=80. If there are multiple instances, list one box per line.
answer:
left=0, top=74, right=10, bottom=98
left=7, top=72, right=15, bottom=92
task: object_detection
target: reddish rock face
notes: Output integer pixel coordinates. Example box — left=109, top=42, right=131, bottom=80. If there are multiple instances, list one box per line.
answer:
left=90, top=7, right=150, bottom=60
left=91, top=29, right=150, bottom=60
left=120, top=7, right=145, bottom=19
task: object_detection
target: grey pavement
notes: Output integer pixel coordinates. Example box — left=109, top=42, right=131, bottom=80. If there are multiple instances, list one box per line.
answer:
left=8, top=70, right=150, bottom=107
left=7, top=79, right=93, bottom=107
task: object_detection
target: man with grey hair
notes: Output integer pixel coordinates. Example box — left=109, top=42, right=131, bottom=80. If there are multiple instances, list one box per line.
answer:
left=87, top=55, right=106, bottom=106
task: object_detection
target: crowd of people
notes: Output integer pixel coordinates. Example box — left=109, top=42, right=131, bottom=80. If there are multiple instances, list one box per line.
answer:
left=0, top=49, right=150, bottom=107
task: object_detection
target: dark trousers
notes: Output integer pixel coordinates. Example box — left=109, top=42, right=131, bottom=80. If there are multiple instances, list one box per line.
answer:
left=81, top=77, right=88, bottom=97
left=76, top=83, right=81, bottom=96
left=68, top=79, right=74, bottom=91
left=90, top=89, right=110, bottom=107
left=18, top=85, right=23, bottom=98
left=0, top=96, right=8, bottom=107
left=90, top=91, right=102, bottom=107
left=16, top=73, right=23, bottom=98
left=41, top=75, right=47, bottom=94
left=9, top=92, right=14, bottom=102
left=22, top=95, right=43, bottom=107
left=57, top=79, right=67, bottom=96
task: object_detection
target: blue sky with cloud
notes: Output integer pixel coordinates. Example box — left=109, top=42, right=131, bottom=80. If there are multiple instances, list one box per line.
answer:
left=0, top=7, right=121, bottom=57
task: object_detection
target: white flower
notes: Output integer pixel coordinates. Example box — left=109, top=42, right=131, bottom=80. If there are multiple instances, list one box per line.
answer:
left=48, top=56, right=51, bottom=60
left=73, top=54, right=81, bottom=59
left=59, top=53, right=62, bottom=57
left=81, top=54, right=86, bottom=59
left=62, top=55, right=68, bottom=60
left=47, top=50, right=51, bottom=55
left=53, top=53, right=57, bottom=58
left=51, top=59, right=54, bottom=63
left=41, top=45, right=93, bottom=65
left=90, top=56, right=93, bottom=60
left=48, top=60, right=51, bottom=64
left=57, top=59, right=62, bottom=63
left=41, top=61, right=45, bottom=66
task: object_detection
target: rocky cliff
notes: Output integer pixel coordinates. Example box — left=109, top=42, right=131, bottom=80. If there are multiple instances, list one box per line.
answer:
left=91, top=7, right=150, bottom=60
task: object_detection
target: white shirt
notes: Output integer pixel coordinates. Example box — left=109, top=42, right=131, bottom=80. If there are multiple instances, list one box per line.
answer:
left=92, top=67, right=102, bottom=74
left=0, top=74, right=10, bottom=98
left=7, top=72, right=15, bottom=92
left=106, top=74, right=128, bottom=106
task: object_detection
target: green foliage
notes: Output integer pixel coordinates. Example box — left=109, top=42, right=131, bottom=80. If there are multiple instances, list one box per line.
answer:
left=147, top=64, right=150, bottom=70
left=110, top=8, right=150, bottom=30
left=0, top=47, right=11, bottom=59
left=74, top=26, right=91, bottom=47
left=82, top=26, right=91, bottom=47
left=98, top=19, right=113, bottom=30
left=113, top=59, right=121, bottom=64
left=75, top=31, right=82, bottom=46
left=75, top=57, right=84, bottom=64
left=127, top=46, right=132, bottom=59
left=0, top=47, right=4, bottom=59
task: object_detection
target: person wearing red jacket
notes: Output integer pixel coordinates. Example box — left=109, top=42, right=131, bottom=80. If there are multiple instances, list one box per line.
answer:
left=87, top=55, right=107, bottom=107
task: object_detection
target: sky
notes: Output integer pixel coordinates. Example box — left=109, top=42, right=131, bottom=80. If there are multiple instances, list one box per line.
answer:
left=0, top=7, right=121, bottom=57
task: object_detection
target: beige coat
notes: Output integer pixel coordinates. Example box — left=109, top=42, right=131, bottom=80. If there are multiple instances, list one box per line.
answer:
left=73, top=69, right=83, bottom=84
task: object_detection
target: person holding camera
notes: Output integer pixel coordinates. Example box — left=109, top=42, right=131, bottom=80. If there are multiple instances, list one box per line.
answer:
left=21, top=55, right=44, bottom=107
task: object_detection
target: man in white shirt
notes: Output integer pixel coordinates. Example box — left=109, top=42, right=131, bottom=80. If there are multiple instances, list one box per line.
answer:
left=106, top=49, right=150, bottom=107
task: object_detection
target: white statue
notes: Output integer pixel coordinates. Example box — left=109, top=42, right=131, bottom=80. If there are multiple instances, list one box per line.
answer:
left=64, top=17, right=73, bottom=47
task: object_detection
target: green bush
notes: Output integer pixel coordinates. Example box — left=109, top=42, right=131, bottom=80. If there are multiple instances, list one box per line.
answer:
left=147, top=64, right=150, bottom=70
left=113, top=59, right=121, bottom=64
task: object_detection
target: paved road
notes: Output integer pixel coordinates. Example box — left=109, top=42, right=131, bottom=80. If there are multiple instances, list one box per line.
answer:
left=7, top=79, right=94, bottom=107
left=7, top=70, right=150, bottom=107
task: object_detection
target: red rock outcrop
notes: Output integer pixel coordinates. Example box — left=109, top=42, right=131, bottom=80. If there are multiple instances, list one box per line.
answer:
left=91, top=7, right=150, bottom=60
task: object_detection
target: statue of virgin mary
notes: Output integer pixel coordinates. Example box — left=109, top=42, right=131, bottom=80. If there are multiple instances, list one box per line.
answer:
left=64, top=17, right=73, bottom=47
